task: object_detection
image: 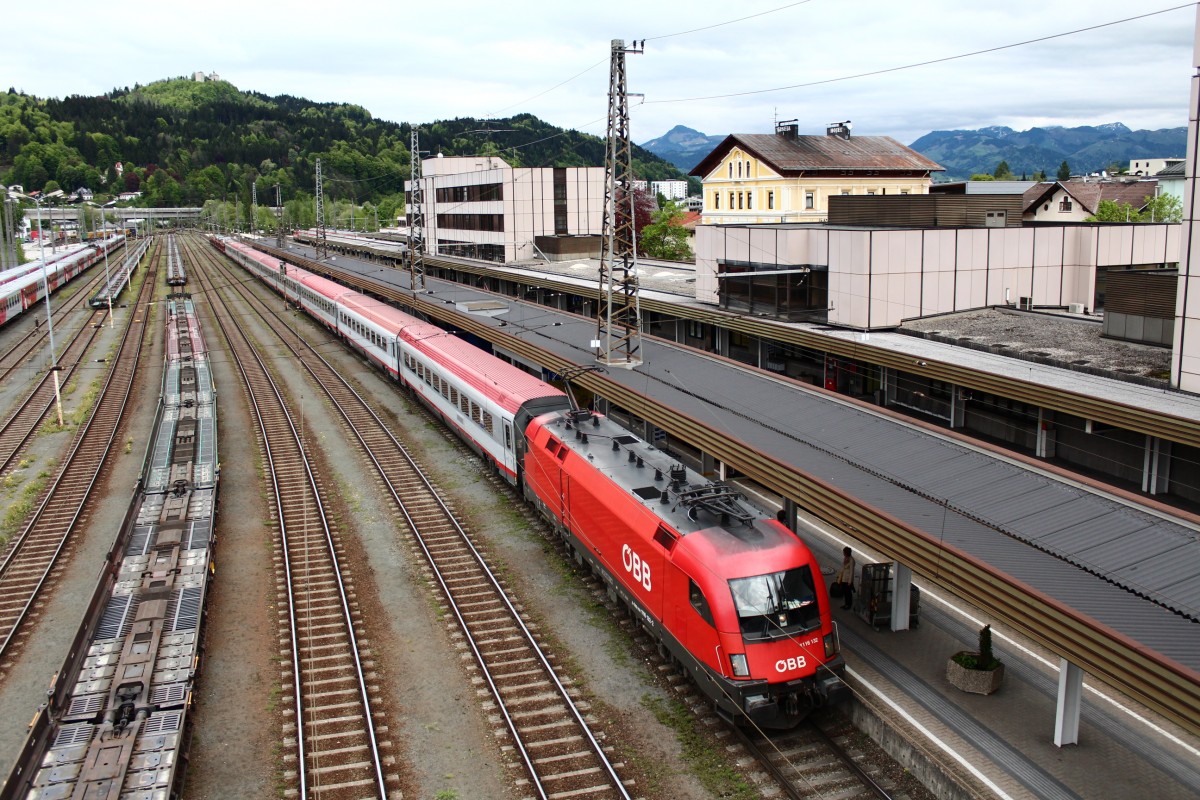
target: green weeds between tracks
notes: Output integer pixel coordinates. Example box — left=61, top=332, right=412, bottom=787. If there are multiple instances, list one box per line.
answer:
left=641, top=694, right=757, bottom=800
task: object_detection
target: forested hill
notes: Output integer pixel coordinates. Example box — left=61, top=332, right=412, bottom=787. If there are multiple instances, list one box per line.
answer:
left=0, top=77, right=685, bottom=224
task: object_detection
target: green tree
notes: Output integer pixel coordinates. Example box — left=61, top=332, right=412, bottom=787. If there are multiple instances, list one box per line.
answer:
left=1085, top=194, right=1181, bottom=223
left=1056, top=161, right=1071, bottom=181
left=1086, top=200, right=1141, bottom=222
left=1032, top=169, right=1047, bottom=181
left=993, top=160, right=1014, bottom=180
left=1142, top=194, right=1183, bottom=223
left=968, top=174, right=996, bottom=181
left=638, top=202, right=692, bottom=261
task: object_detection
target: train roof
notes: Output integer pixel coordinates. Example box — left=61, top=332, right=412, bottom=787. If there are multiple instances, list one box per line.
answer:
left=339, top=291, right=427, bottom=334
left=227, top=239, right=284, bottom=271
left=298, top=270, right=354, bottom=303
left=532, top=410, right=806, bottom=578
left=409, top=329, right=567, bottom=412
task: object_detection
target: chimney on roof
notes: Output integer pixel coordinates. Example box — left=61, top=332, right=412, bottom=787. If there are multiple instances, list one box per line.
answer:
left=775, top=118, right=799, bottom=139
left=827, top=120, right=852, bottom=139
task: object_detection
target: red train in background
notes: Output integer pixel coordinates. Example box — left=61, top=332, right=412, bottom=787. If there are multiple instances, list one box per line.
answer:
left=215, top=236, right=847, bottom=729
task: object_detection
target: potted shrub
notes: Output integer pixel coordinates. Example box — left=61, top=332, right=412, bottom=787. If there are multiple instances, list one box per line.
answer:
left=946, top=624, right=1005, bottom=695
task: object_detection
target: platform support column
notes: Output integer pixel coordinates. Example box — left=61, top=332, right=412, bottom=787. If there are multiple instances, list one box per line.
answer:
left=1141, top=435, right=1171, bottom=495
left=950, top=385, right=966, bottom=429
left=779, top=498, right=798, bottom=533
left=1035, top=408, right=1055, bottom=458
left=890, top=563, right=912, bottom=632
left=881, top=366, right=895, bottom=405
left=1054, top=658, right=1083, bottom=746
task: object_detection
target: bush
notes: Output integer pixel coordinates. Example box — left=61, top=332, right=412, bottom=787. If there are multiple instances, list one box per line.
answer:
left=951, top=624, right=1001, bottom=671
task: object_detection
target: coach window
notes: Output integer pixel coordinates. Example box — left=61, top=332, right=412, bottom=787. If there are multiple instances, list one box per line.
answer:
left=689, top=580, right=715, bottom=627
left=503, top=421, right=513, bottom=451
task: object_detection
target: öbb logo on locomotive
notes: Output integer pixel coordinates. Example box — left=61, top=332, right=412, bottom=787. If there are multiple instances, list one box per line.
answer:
left=622, top=543, right=652, bottom=591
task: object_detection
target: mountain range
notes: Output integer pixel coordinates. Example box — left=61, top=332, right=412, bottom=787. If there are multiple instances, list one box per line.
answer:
left=641, top=123, right=1187, bottom=181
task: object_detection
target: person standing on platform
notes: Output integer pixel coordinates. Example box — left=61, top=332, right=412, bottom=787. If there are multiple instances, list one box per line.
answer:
left=834, top=547, right=856, bottom=610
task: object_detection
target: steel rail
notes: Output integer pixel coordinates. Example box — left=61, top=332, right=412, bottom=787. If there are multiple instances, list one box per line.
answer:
left=0, top=266, right=113, bottom=383
left=735, top=721, right=894, bottom=800
left=190, top=240, right=388, bottom=800
left=0, top=306, right=107, bottom=479
left=275, top=239, right=1200, bottom=450
left=208, top=237, right=630, bottom=800
left=0, top=238, right=158, bottom=662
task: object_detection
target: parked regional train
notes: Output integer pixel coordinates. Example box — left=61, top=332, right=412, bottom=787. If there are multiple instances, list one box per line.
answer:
left=213, top=236, right=847, bottom=729
left=0, top=236, right=125, bottom=326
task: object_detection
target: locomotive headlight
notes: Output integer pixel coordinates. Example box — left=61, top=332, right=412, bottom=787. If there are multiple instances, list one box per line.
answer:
left=824, top=633, right=838, bottom=658
left=729, top=653, right=750, bottom=677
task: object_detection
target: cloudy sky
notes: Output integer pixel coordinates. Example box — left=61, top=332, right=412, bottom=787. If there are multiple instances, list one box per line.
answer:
left=4, top=1, right=1195, bottom=146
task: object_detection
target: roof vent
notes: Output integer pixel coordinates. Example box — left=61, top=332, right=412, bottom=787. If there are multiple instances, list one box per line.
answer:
left=827, top=120, right=852, bottom=139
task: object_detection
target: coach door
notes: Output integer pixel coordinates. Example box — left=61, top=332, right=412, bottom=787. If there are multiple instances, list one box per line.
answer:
left=21, top=284, right=38, bottom=311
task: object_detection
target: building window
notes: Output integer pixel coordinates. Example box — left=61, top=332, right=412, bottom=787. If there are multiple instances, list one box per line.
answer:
left=728, top=163, right=733, bottom=179
left=1059, top=198, right=1073, bottom=212
left=737, top=161, right=742, bottom=178
left=747, top=192, right=753, bottom=210
left=745, top=159, right=751, bottom=177
left=841, top=190, right=850, bottom=196
left=768, top=191, right=775, bottom=210
left=866, top=190, right=876, bottom=196
left=729, top=192, right=735, bottom=209
left=738, top=192, right=744, bottom=209
left=714, top=192, right=720, bottom=209
left=805, top=191, right=814, bottom=209
left=901, top=190, right=909, bottom=195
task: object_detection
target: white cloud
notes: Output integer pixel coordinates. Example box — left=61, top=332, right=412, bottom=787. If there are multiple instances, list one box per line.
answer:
left=2, top=0, right=1192, bottom=150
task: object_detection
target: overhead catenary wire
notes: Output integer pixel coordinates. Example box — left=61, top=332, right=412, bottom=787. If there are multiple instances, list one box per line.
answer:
left=643, top=3, right=1194, bottom=105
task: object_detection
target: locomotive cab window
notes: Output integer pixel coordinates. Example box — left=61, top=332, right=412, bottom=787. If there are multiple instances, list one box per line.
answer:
left=689, top=580, right=715, bottom=627
left=729, top=566, right=819, bottom=641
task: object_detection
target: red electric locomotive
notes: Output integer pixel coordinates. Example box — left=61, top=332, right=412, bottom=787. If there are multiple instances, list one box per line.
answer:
left=523, top=409, right=846, bottom=729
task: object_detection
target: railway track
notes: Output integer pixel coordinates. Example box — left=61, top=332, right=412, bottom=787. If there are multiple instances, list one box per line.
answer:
left=196, top=235, right=634, bottom=799
left=736, top=715, right=896, bottom=799
left=0, top=238, right=158, bottom=669
left=0, top=302, right=109, bottom=479
left=0, top=259, right=116, bottom=384
left=190, top=240, right=392, bottom=799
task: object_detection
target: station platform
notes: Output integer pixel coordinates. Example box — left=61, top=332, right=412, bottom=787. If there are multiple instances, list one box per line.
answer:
left=259, top=237, right=1200, bottom=797
left=799, top=512, right=1200, bottom=800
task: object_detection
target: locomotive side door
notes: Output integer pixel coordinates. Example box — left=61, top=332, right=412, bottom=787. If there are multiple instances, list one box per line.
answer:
left=684, top=576, right=724, bottom=674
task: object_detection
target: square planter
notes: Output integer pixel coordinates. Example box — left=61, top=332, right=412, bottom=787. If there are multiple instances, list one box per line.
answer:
left=947, top=654, right=1005, bottom=695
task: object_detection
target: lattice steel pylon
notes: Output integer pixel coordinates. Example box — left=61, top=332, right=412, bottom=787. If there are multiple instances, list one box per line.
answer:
left=408, top=129, right=427, bottom=291
left=596, top=38, right=644, bottom=368
left=251, top=181, right=258, bottom=235
left=314, top=156, right=328, bottom=259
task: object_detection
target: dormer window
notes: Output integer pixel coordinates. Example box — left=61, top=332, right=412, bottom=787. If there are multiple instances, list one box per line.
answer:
left=1059, top=198, right=1073, bottom=212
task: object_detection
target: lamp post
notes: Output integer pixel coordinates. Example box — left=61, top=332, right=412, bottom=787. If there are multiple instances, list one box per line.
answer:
left=100, top=211, right=113, bottom=328
left=19, top=193, right=65, bottom=427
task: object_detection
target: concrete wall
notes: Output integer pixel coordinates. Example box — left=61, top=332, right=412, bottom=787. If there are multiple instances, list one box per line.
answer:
left=695, top=222, right=1178, bottom=329
left=1173, top=19, right=1200, bottom=393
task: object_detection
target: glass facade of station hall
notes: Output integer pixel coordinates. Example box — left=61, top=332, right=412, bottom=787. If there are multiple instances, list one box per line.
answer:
left=717, top=262, right=828, bottom=322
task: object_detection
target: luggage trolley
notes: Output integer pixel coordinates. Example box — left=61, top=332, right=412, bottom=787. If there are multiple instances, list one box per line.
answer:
left=855, top=562, right=920, bottom=630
